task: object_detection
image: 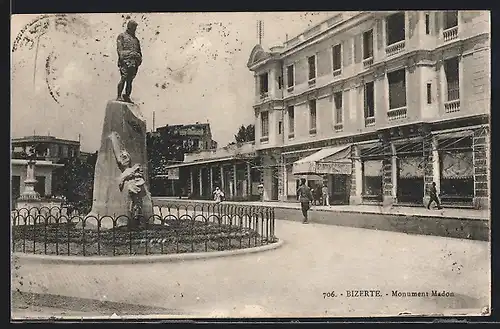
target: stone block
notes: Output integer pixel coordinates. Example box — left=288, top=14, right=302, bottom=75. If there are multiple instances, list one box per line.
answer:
left=88, top=100, right=153, bottom=227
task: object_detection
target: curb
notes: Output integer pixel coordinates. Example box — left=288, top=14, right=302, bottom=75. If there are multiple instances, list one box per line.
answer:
left=13, top=239, right=284, bottom=265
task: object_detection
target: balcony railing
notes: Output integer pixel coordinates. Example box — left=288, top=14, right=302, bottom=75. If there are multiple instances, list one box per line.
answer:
left=260, top=91, right=269, bottom=99
left=308, top=78, right=316, bottom=86
left=365, top=117, right=375, bottom=127
left=385, top=40, right=405, bottom=56
left=444, top=99, right=460, bottom=113
left=334, top=123, right=343, bottom=132
left=260, top=136, right=269, bottom=143
left=288, top=133, right=295, bottom=139
left=363, top=56, right=374, bottom=68
left=387, top=107, right=408, bottom=121
left=287, top=86, right=294, bottom=93
left=443, top=26, right=458, bottom=42
left=333, top=69, right=342, bottom=77
left=309, top=128, right=317, bottom=135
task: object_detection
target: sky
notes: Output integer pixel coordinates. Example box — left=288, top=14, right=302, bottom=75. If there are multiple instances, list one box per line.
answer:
left=11, top=12, right=337, bottom=152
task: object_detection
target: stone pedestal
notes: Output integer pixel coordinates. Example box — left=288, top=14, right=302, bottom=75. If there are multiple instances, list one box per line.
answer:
left=87, top=100, right=153, bottom=228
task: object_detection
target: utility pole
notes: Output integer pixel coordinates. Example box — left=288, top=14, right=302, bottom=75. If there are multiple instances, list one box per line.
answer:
left=257, top=20, right=264, bottom=45
left=152, top=111, right=156, bottom=132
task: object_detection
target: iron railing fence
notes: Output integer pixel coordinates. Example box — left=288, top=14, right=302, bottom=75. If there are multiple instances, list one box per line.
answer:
left=11, top=203, right=277, bottom=257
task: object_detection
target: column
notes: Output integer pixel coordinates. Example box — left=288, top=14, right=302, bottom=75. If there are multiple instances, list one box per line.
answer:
left=233, top=163, right=237, bottom=198
left=246, top=162, right=251, bottom=197
left=350, top=145, right=363, bottom=205
left=190, top=170, right=194, bottom=196
left=220, top=166, right=225, bottom=194
left=431, top=136, right=440, bottom=194
left=391, top=142, right=398, bottom=201
left=209, top=166, right=214, bottom=193
left=198, top=168, right=203, bottom=198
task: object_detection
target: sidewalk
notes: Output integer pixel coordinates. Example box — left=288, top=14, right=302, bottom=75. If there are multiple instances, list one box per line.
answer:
left=12, top=220, right=490, bottom=318
left=153, top=198, right=490, bottom=241
left=154, top=198, right=489, bottom=221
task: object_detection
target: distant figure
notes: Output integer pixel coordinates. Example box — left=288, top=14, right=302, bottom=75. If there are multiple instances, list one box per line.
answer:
left=116, top=20, right=142, bottom=103
left=213, top=186, right=225, bottom=204
left=321, top=183, right=330, bottom=206
left=427, top=182, right=442, bottom=210
left=296, top=178, right=314, bottom=224
left=314, top=184, right=322, bottom=205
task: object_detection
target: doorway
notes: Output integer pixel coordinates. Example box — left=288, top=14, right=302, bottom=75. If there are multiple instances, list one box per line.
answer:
left=331, top=174, right=350, bottom=205
left=35, top=176, right=46, bottom=197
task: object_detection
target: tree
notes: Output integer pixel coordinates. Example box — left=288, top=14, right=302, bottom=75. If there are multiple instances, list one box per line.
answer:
left=52, top=153, right=97, bottom=212
left=234, top=124, right=255, bottom=143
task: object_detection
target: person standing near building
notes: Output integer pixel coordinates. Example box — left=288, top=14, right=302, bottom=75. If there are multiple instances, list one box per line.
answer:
left=427, top=182, right=442, bottom=210
left=297, top=178, right=314, bottom=224
left=213, top=186, right=224, bottom=204
left=321, top=183, right=330, bottom=206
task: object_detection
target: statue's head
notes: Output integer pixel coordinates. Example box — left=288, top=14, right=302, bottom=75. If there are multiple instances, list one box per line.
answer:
left=126, top=20, right=138, bottom=36
left=118, top=150, right=131, bottom=167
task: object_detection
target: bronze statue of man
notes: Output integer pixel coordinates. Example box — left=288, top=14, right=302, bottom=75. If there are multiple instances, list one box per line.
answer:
left=116, top=20, right=142, bottom=103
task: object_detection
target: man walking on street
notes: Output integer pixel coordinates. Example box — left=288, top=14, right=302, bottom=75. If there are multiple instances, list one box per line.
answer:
left=321, top=183, right=330, bottom=206
left=297, top=178, right=314, bottom=224
left=427, top=182, right=442, bottom=209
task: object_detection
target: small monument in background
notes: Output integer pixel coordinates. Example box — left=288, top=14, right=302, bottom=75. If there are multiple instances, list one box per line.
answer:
left=16, top=147, right=41, bottom=206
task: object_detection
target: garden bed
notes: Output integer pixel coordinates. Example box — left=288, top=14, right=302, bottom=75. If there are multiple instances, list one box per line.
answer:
left=12, top=219, right=277, bottom=256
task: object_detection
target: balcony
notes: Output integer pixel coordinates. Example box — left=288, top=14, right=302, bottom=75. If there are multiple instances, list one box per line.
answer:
left=308, top=78, right=316, bottom=86
left=444, top=99, right=460, bottom=113
left=288, top=133, right=295, bottom=139
left=309, top=128, right=317, bottom=135
left=443, top=26, right=458, bottom=42
left=387, top=107, right=407, bottom=121
left=287, top=86, right=294, bottom=93
left=334, top=123, right=343, bottom=132
left=333, top=69, right=342, bottom=77
left=260, top=91, right=269, bottom=100
left=385, top=40, right=405, bottom=57
left=260, top=136, right=269, bottom=143
left=365, top=117, right=375, bottom=127
left=363, top=57, right=374, bottom=68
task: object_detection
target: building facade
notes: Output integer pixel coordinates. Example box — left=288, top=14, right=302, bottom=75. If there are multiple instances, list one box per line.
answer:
left=247, top=11, right=490, bottom=209
left=12, top=135, right=81, bottom=162
left=164, top=142, right=262, bottom=201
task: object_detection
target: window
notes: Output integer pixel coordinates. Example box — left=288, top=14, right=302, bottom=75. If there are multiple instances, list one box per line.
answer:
left=278, top=76, right=283, bottom=89
left=332, top=44, right=342, bottom=75
left=334, top=92, right=343, bottom=124
left=363, top=29, right=374, bottom=59
left=386, top=12, right=406, bottom=45
left=278, top=121, right=283, bottom=135
left=287, top=65, right=294, bottom=88
left=444, top=11, right=458, bottom=30
left=261, top=111, right=269, bottom=138
left=308, top=55, right=316, bottom=81
left=288, top=106, right=295, bottom=135
left=388, top=69, right=407, bottom=109
left=427, top=83, right=432, bottom=104
left=259, top=72, right=268, bottom=95
left=309, top=100, right=317, bottom=133
left=364, top=81, right=375, bottom=118
left=425, top=13, right=430, bottom=34
left=444, top=57, right=460, bottom=101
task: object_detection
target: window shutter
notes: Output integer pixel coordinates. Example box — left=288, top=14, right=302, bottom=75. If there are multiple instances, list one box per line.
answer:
left=408, top=12, right=417, bottom=38
left=354, top=34, right=362, bottom=63
left=434, top=12, right=441, bottom=35
left=343, top=40, right=352, bottom=66
left=376, top=19, right=383, bottom=50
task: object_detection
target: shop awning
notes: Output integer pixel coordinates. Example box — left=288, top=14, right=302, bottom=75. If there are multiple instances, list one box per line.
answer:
left=293, top=145, right=352, bottom=175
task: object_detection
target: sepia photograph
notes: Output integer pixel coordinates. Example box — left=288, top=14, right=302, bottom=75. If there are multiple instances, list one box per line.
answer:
left=10, top=11, right=491, bottom=320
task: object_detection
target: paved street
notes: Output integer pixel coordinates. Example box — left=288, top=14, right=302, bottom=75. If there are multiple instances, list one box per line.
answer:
left=12, top=218, right=490, bottom=318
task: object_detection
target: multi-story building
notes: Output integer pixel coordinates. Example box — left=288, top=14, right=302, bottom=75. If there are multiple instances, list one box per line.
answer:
left=247, top=11, right=490, bottom=209
left=11, top=135, right=81, bottom=162
left=148, top=123, right=220, bottom=196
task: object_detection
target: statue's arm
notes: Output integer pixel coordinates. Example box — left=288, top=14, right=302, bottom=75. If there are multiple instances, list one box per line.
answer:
left=116, top=34, right=124, bottom=59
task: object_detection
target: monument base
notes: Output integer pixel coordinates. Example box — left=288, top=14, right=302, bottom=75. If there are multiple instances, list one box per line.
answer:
left=86, top=100, right=153, bottom=229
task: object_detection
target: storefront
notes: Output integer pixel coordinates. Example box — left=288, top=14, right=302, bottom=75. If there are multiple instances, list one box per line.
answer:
left=438, top=135, right=474, bottom=205
left=395, top=141, right=425, bottom=204
left=359, top=142, right=388, bottom=203
left=292, top=145, right=352, bottom=204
